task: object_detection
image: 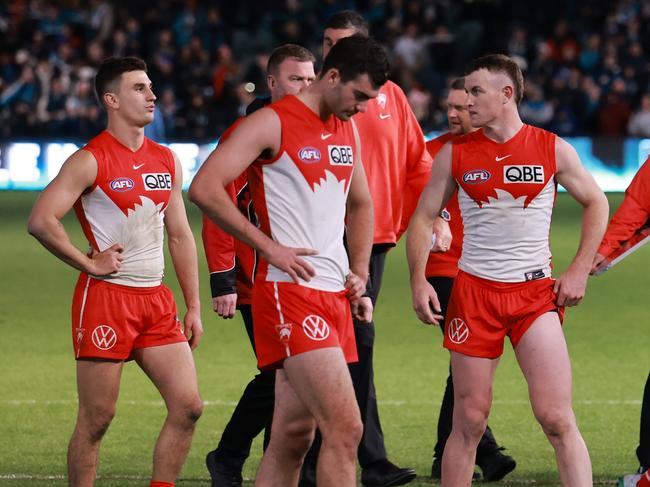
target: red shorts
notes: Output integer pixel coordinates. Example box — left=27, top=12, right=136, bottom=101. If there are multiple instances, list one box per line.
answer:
left=71, top=274, right=187, bottom=360
left=252, top=281, right=357, bottom=370
left=444, top=270, right=564, bottom=358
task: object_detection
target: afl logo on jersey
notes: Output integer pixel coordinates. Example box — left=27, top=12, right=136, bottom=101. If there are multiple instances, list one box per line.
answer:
left=298, top=147, right=321, bottom=163
left=110, top=177, right=135, bottom=192
left=328, top=145, right=353, bottom=166
left=462, top=169, right=491, bottom=184
left=504, top=165, right=544, bottom=183
left=142, top=173, right=172, bottom=191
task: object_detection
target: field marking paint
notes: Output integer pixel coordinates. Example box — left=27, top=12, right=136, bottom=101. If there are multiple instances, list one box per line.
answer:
left=3, top=399, right=642, bottom=407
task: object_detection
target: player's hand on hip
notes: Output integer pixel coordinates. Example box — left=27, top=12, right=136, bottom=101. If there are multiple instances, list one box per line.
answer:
left=262, top=241, right=318, bottom=283
left=183, top=307, right=203, bottom=349
left=431, top=218, right=452, bottom=253
left=345, top=271, right=366, bottom=300
left=88, top=243, right=124, bottom=276
left=410, top=277, right=444, bottom=325
left=590, top=252, right=606, bottom=275
left=213, top=294, right=237, bottom=319
left=351, top=296, right=373, bottom=323
left=554, top=267, right=588, bottom=307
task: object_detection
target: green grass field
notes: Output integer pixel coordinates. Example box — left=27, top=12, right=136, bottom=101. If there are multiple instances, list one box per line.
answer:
left=0, top=191, right=647, bottom=486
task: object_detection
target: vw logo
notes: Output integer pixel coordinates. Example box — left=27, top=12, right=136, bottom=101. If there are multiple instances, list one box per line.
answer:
left=447, top=318, right=469, bottom=344
left=302, top=315, right=330, bottom=341
left=92, top=325, right=117, bottom=350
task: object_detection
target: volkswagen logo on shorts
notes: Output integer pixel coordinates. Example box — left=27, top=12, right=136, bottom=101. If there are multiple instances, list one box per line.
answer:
left=92, top=325, right=117, bottom=350
left=110, top=177, right=134, bottom=192
left=462, top=169, right=491, bottom=184
left=447, top=318, right=469, bottom=344
left=298, top=147, right=321, bottom=163
left=302, top=315, right=330, bottom=341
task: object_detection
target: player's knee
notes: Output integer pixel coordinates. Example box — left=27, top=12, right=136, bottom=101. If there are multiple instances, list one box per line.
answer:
left=183, top=396, right=204, bottom=424
left=80, top=404, right=116, bottom=441
left=454, top=405, right=488, bottom=441
left=280, top=418, right=316, bottom=458
left=321, top=413, right=363, bottom=453
left=535, top=408, right=575, bottom=439
left=169, top=395, right=203, bottom=426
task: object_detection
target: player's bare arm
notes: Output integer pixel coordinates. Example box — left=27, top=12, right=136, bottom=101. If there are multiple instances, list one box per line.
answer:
left=344, top=128, right=374, bottom=320
left=27, top=149, right=125, bottom=276
left=345, top=128, right=374, bottom=300
left=165, top=154, right=203, bottom=348
left=189, top=108, right=317, bottom=284
left=554, top=137, right=609, bottom=306
left=406, top=143, right=456, bottom=325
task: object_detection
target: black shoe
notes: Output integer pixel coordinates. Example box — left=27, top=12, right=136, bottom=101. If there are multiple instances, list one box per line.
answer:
left=298, top=463, right=316, bottom=487
left=477, top=448, right=516, bottom=482
left=431, top=457, right=481, bottom=481
left=361, top=459, right=417, bottom=487
left=205, top=450, right=243, bottom=487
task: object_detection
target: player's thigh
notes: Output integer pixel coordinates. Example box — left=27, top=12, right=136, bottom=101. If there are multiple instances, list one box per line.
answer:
left=76, top=359, right=123, bottom=415
left=272, top=369, right=316, bottom=435
left=133, top=342, right=201, bottom=409
left=283, top=347, right=359, bottom=428
left=514, top=312, right=573, bottom=412
left=450, top=351, right=499, bottom=413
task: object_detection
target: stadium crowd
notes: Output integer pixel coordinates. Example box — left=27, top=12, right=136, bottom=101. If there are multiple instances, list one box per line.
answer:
left=2, top=0, right=650, bottom=142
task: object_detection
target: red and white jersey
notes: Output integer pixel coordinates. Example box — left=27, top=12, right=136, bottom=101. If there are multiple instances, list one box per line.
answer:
left=74, top=131, right=175, bottom=287
left=452, top=125, right=558, bottom=283
left=248, top=95, right=357, bottom=292
left=353, top=81, right=432, bottom=244
left=425, top=132, right=463, bottom=278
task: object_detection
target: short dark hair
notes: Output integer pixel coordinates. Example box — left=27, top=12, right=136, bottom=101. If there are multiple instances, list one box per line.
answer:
left=95, top=56, right=147, bottom=107
left=324, top=10, right=369, bottom=36
left=464, top=54, right=524, bottom=104
left=320, top=36, right=389, bottom=89
left=450, top=77, right=465, bottom=91
left=267, top=44, right=315, bottom=76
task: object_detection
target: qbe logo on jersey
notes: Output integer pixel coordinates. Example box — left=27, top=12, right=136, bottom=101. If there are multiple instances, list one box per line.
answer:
left=328, top=145, right=353, bottom=166
left=142, top=173, right=172, bottom=191
left=504, top=165, right=544, bottom=184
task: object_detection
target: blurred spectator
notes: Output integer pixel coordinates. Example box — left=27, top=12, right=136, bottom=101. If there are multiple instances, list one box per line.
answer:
left=394, top=22, right=426, bottom=73
left=520, top=82, right=554, bottom=127
left=158, top=87, right=180, bottom=138
left=66, top=76, right=103, bottom=138
left=597, top=90, right=631, bottom=136
left=2, top=0, right=650, bottom=141
left=628, top=94, right=650, bottom=138
left=41, top=76, right=68, bottom=135
left=407, top=82, right=432, bottom=126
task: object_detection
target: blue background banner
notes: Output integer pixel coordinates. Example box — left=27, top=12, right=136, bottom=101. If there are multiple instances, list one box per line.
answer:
left=1, top=137, right=648, bottom=192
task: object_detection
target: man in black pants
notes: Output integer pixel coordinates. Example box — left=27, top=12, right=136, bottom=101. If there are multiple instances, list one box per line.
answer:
left=638, top=373, right=650, bottom=477
left=424, top=79, right=516, bottom=481
left=300, top=11, right=431, bottom=487
left=201, top=44, right=316, bottom=487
